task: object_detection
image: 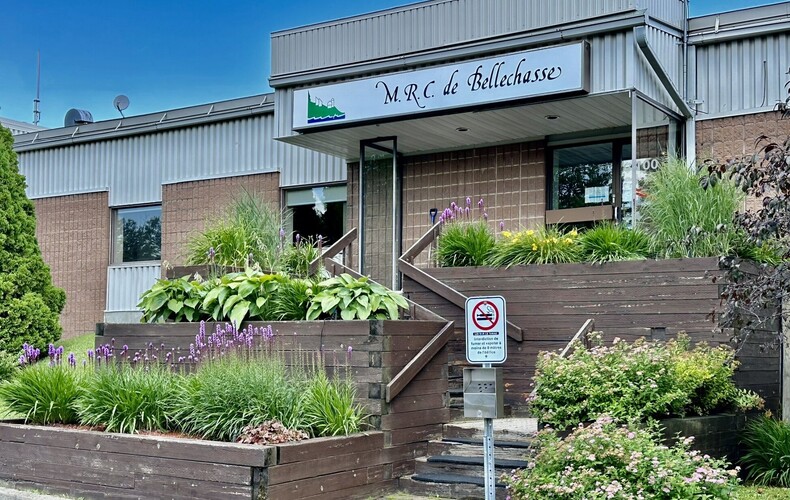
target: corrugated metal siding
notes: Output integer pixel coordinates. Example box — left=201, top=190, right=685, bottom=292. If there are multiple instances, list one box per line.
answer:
left=634, top=27, right=683, bottom=113
left=640, top=0, right=686, bottom=28
left=276, top=33, right=634, bottom=145
left=271, top=0, right=636, bottom=76
left=695, top=34, right=790, bottom=116
left=106, top=264, right=160, bottom=312
left=19, top=115, right=344, bottom=205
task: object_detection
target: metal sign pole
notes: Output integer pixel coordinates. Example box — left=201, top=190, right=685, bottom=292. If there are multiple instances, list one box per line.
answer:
left=482, top=361, right=495, bottom=500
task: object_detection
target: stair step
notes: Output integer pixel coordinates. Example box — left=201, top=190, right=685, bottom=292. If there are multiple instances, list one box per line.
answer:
left=427, top=439, right=535, bottom=461
left=399, top=475, right=508, bottom=500
left=444, top=418, right=537, bottom=442
left=443, top=436, right=535, bottom=449
left=412, top=472, right=506, bottom=487
left=429, top=455, right=529, bottom=469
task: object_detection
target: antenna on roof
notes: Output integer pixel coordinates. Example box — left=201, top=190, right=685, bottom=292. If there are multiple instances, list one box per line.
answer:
left=33, top=50, right=41, bottom=126
left=113, top=95, right=129, bottom=118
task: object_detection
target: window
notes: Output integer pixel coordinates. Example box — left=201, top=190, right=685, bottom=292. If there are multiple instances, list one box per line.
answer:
left=112, top=206, right=161, bottom=264
left=284, top=186, right=346, bottom=245
left=546, top=140, right=630, bottom=224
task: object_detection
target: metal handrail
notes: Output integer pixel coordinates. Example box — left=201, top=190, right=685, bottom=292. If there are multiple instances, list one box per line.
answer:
left=528, top=318, right=595, bottom=399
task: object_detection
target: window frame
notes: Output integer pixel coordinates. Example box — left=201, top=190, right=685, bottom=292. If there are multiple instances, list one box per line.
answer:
left=111, top=204, right=163, bottom=265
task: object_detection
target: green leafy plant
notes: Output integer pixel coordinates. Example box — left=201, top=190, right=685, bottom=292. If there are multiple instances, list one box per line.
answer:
left=137, top=275, right=207, bottom=323
left=741, top=416, right=790, bottom=487
left=503, top=416, right=739, bottom=499
left=0, top=364, right=85, bottom=424
left=302, top=370, right=367, bottom=437
left=436, top=220, right=496, bottom=267
left=0, top=127, right=66, bottom=353
left=171, top=353, right=308, bottom=441
left=489, top=227, right=581, bottom=267
left=271, top=278, right=313, bottom=321
left=281, top=238, right=321, bottom=278
left=640, top=159, right=744, bottom=258
left=306, top=274, right=409, bottom=321
left=201, top=270, right=288, bottom=325
left=0, top=351, right=16, bottom=383
left=184, top=190, right=284, bottom=270
left=74, top=365, right=180, bottom=434
left=529, top=333, right=763, bottom=429
left=577, top=222, right=652, bottom=263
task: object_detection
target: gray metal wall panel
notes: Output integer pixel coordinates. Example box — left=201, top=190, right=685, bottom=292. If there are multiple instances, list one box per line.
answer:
left=639, top=0, right=686, bottom=28
left=19, top=115, right=346, bottom=205
left=271, top=0, right=636, bottom=77
left=695, top=34, right=790, bottom=116
left=634, top=27, right=683, bottom=113
left=106, top=264, right=160, bottom=312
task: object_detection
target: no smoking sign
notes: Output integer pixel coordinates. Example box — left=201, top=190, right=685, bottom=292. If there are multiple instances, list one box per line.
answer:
left=465, top=296, right=507, bottom=364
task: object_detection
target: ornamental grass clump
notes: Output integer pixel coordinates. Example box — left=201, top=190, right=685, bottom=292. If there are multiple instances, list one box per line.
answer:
left=503, top=416, right=740, bottom=500
left=530, top=333, right=763, bottom=429
left=435, top=198, right=496, bottom=267
left=741, top=415, right=790, bottom=487
left=74, top=364, right=181, bottom=434
left=0, top=362, right=85, bottom=425
left=488, top=226, right=581, bottom=267
left=577, top=221, right=652, bottom=263
left=302, top=369, right=366, bottom=437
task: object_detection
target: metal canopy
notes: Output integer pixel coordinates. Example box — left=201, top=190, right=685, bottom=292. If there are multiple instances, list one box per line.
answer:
left=278, top=92, right=632, bottom=160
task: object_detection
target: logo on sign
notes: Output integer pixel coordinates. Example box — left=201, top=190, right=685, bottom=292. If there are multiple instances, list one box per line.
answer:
left=307, top=93, right=346, bottom=124
left=472, top=301, right=499, bottom=331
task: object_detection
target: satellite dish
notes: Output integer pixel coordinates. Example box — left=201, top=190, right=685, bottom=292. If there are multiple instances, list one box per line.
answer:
left=113, top=95, right=130, bottom=117
left=64, top=108, right=94, bottom=127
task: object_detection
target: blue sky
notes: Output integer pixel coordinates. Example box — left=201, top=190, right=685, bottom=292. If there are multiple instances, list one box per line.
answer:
left=0, top=0, right=779, bottom=128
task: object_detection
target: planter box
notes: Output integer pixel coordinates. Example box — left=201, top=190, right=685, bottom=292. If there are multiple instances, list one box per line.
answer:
left=660, top=413, right=753, bottom=465
left=0, top=424, right=417, bottom=499
left=403, top=258, right=780, bottom=412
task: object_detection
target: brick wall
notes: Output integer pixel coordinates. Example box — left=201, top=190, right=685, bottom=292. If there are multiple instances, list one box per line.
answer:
left=34, top=192, right=110, bottom=339
left=161, top=173, right=280, bottom=267
left=696, top=111, right=790, bottom=211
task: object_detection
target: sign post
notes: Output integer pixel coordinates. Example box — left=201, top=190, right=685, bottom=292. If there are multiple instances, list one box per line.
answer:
left=465, top=296, right=507, bottom=500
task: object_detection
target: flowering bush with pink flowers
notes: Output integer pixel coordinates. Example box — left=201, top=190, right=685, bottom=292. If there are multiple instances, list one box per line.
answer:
left=529, top=333, right=763, bottom=429
left=503, top=416, right=740, bottom=499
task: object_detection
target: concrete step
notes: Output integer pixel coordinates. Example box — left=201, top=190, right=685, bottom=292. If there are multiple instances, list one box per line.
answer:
left=399, top=473, right=508, bottom=500
left=416, top=455, right=530, bottom=477
left=444, top=418, right=537, bottom=442
left=427, top=439, right=534, bottom=461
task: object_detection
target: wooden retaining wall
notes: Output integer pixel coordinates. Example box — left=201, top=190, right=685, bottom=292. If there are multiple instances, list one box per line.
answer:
left=0, top=425, right=424, bottom=500
left=403, top=258, right=780, bottom=411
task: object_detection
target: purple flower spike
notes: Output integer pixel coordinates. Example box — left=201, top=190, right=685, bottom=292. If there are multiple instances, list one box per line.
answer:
left=478, top=198, right=484, bottom=209
left=208, top=246, right=216, bottom=262
left=279, top=227, right=285, bottom=239
left=500, top=220, right=505, bottom=231
left=295, top=233, right=301, bottom=244
left=466, top=197, right=471, bottom=207
left=483, top=212, right=488, bottom=221
left=465, top=207, right=470, bottom=217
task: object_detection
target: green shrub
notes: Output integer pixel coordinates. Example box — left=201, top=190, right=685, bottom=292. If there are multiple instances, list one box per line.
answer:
left=640, top=159, right=744, bottom=258
left=184, top=190, right=284, bottom=270
left=74, top=365, right=180, bottom=434
left=201, top=270, right=288, bottom=325
left=503, top=416, right=739, bottom=499
left=0, top=351, right=16, bottom=383
left=0, top=363, right=85, bottom=424
left=171, top=353, right=307, bottom=441
left=281, top=238, right=321, bottom=278
left=306, top=274, right=408, bottom=320
left=302, top=370, right=366, bottom=437
left=436, top=221, right=496, bottom=267
left=137, top=275, right=208, bottom=323
left=489, top=227, right=581, bottom=267
left=741, top=416, right=790, bottom=487
left=577, top=222, right=652, bottom=263
left=0, top=127, right=65, bottom=353
left=530, top=333, right=763, bottom=429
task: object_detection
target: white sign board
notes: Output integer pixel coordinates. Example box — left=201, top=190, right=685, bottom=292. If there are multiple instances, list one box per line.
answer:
left=465, top=296, right=507, bottom=364
left=293, top=42, right=589, bottom=130
left=584, top=186, right=609, bottom=204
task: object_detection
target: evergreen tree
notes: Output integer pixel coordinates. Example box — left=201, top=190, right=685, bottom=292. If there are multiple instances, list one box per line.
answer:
left=0, top=126, right=65, bottom=353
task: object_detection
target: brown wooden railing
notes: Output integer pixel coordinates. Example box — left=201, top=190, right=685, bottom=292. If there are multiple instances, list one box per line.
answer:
left=528, top=318, right=594, bottom=399
left=398, top=222, right=524, bottom=341
left=308, top=226, right=455, bottom=402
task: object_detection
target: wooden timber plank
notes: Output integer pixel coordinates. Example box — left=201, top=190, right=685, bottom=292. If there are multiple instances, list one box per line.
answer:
left=266, top=464, right=389, bottom=499
left=297, top=479, right=398, bottom=500
left=381, top=409, right=451, bottom=430
left=0, top=424, right=273, bottom=466
left=276, top=432, right=384, bottom=465
left=387, top=423, right=444, bottom=447
left=268, top=444, right=420, bottom=484
left=386, top=392, right=447, bottom=413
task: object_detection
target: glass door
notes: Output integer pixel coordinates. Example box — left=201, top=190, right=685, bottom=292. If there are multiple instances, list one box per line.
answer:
left=360, top=138, right=401, bottom=289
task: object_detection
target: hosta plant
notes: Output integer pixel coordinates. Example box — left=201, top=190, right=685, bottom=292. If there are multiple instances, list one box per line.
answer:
left=137, top=275, right=207, bottom=323
left=306, top=274, right=408, bottom=320
left=201, top=270, right=289, bottom=325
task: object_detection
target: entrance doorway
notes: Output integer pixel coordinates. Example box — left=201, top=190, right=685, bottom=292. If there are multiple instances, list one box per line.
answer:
left=360, top=138, right=401, bottom=289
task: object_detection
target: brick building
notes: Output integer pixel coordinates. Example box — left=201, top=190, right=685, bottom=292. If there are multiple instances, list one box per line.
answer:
left=11, top=1, right=790, bottom=338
